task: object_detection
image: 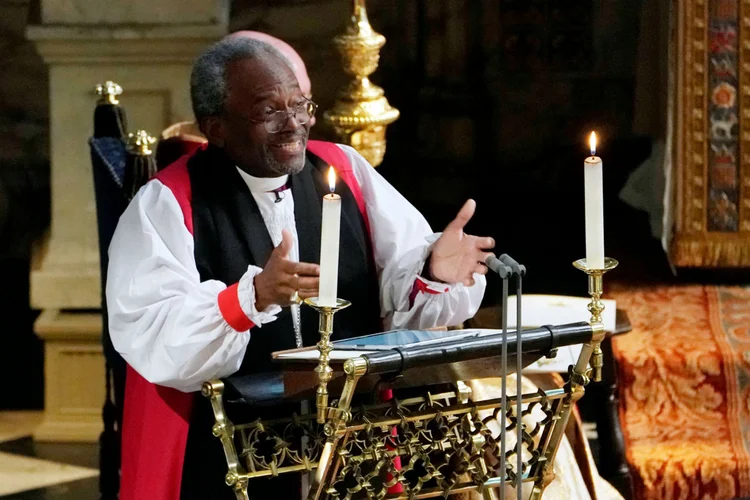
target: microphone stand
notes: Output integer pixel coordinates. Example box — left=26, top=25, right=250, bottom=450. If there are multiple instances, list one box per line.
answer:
left=485, top=256, right=511, bottom=499
left=498, top=254, right=526, bottom=500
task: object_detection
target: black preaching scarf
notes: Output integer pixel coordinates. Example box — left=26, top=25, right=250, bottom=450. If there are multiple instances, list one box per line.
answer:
left=187, top=144, right=382, bottom=373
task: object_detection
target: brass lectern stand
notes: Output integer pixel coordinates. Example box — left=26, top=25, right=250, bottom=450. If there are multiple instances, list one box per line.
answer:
left=202, top=257, right=617, bottom=500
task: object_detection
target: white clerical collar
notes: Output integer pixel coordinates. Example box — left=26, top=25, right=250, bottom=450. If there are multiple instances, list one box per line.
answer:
left=236, top=167, right=289, bottom=194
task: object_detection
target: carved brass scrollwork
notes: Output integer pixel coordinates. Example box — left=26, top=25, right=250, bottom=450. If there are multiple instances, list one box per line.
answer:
left=204, top=374, right=582, bottom=499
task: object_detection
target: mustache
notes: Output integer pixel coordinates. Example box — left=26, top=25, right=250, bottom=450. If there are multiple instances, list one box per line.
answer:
left=267, top=133, right=307, bottom=146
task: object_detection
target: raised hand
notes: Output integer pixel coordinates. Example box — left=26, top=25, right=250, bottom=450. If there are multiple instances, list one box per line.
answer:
left=428, top=199, right=495, bottom=286
left=254, top=229, right=320, bottom=311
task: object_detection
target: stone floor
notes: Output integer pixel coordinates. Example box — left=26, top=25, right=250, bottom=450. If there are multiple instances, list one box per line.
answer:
left=0, top=412, right=98, bottom=499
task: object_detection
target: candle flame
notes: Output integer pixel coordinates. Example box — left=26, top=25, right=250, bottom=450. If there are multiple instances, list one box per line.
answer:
left=327, top=166, right=336, bottom=193
left=589, top=131, right=597, bottom=156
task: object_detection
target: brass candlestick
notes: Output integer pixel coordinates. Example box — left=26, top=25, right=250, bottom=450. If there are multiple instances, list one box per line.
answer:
left=304, top=297, right=352, bottom=423
left=572, top=257, right=618, bottom=382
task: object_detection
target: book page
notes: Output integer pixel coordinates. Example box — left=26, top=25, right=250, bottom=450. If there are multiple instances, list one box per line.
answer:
left=509, top=294, right=616, bottom=373
left=275, top=349, right=376, bottom=361
left=506, top=294, right=616, bottom=332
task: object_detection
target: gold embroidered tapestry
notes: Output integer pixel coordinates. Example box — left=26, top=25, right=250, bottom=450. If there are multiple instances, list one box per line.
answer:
left=671, top=0, right=750, bottom=266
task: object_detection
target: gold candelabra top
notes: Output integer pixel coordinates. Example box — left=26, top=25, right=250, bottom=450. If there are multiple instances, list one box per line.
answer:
left=345, top=0, right=383, bottom=49
left=324, top=0, right=399, bottom=167
left=127, top=130, right=156, bottom=156
left=95, top=81, right=123, bottom=105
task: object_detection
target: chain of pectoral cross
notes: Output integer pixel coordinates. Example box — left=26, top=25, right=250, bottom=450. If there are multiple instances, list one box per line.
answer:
left=292, top=303, right=303, bottom=348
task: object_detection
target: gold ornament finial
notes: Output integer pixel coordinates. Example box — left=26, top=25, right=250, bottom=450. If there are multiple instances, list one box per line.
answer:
left=127, top=130, right=156, bottom=156
left=95, top=81, right=123, bottom=105
left=324, top=0, right=399, bottom=167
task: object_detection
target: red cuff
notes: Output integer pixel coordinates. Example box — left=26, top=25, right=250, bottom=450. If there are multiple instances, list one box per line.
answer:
left=218, top=283, right=255, bottom=332
left=408, top=278, right=449, bottom=308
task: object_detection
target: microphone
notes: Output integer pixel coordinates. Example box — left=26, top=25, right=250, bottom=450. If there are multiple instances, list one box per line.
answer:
left=498, top=253, right=526, bottom=277
left=485, top=255, right=512, bottom=279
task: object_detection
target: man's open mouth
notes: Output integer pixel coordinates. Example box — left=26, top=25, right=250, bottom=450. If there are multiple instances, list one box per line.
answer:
left=271, top=140, right=302, bottom=152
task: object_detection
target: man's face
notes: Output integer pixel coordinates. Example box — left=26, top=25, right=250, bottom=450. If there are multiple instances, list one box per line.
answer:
left=213, top=56, right=310, bottom=177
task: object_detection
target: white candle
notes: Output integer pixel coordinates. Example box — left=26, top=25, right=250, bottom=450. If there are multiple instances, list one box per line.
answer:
left=584, top=132, right=605, bottom=269
left=319, top=167, right=341, bottom=307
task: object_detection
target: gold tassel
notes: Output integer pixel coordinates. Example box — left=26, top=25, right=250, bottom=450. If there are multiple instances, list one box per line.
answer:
left=670, top=236, right=750, bottom=267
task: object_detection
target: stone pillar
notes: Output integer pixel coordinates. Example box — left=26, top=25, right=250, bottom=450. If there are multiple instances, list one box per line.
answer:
left=27, top=0, right=228, bottom=442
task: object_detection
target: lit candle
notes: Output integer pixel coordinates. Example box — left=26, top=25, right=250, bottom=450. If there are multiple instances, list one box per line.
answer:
left=584, top=132, right=605, bottom=269
left=319, top=167, right=341, bottom=306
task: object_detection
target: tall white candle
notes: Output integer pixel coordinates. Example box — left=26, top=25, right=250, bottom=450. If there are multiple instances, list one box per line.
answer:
left=319, top=167, right=341, bottom=307
left=584, top=132, right=605, bottom=269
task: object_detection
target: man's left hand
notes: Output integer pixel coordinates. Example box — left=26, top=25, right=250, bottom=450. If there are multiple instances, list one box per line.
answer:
left=428, top=199, right=495, bottom=286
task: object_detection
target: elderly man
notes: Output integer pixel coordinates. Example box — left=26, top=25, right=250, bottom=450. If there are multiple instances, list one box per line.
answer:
left=154, top=30, right=313, bottom=167
left=107, top=36, right=494, bottom=500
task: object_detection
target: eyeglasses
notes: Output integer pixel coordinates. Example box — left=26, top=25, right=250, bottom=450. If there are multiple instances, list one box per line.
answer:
left=237, top=97, right=318, bottom=133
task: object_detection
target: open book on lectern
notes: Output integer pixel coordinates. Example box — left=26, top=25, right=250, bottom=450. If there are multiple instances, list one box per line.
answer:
left=272, top=328, right=499, bottom=362
left=273, top=294, right=615, bottom=372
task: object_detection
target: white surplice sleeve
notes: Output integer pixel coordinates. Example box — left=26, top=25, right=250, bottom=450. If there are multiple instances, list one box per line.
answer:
left=106, top=180, right=280, bottom=393
left=337, top=145, right=486, bottom=330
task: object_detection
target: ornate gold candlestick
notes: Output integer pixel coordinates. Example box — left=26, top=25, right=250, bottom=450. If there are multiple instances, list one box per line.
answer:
left=572, top=257, right=618, bottom=382
left=303, top=297, right=351, bottom=423
left=324, top=0, right=399, bottom=167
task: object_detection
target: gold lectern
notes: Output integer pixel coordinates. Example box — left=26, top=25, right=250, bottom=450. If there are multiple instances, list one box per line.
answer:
left=202, top=257, right=617, bottom=499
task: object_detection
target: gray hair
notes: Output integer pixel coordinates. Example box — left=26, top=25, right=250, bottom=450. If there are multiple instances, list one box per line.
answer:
left=190, top=37, right=287, bottom=121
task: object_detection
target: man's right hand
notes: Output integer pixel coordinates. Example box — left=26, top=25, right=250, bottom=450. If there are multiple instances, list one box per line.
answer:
left=254, top=229, right=320, bottom=311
